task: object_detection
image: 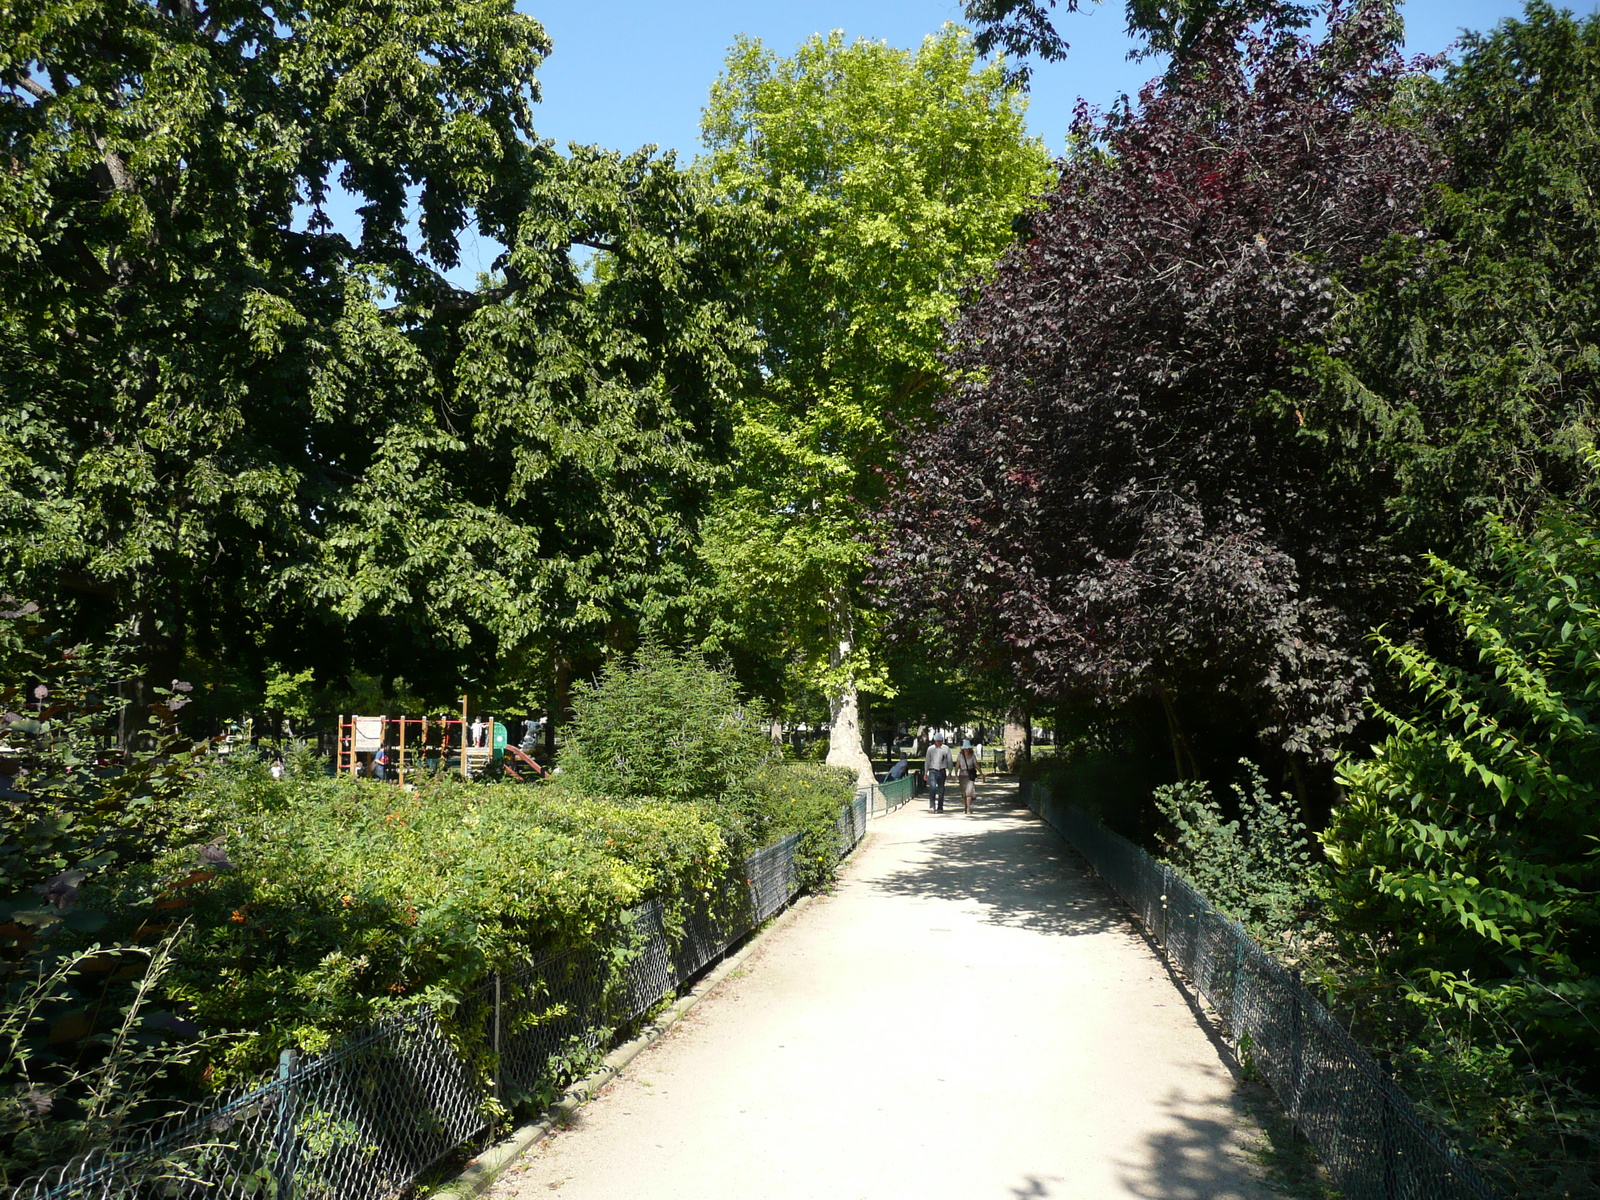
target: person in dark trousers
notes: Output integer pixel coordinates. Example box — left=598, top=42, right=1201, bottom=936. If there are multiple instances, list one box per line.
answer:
left=925, top=734, right=953, bottom=811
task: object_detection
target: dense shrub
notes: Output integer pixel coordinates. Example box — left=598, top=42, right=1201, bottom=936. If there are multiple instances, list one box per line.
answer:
left=1322, top=503, right=1600, bottom=1195
left=559, top=644, right=775, bottom=806
left=5, top=631, right=858, bottom=1181
left=1152, top=759, right=1316, bottom=939
left=101, top=764, right=727, bottom=1080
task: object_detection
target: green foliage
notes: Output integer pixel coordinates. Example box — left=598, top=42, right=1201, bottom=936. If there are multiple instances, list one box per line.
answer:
left=1302, top=1, right=1600, bottom=568
left=742, top=761, right=859, bottom=890
left=2, top=934, right=209, bottom=1188
left=1, top=607, right=207, bottom=953
left=1153, top=759, right=1314, bottom=937
left=1323, top=502, right=1600, bottom=1193
left=694, top=25, right=1052, bottom=722
left=0, top=608, right=218, bottom=1184
left=0, top=1, right=755, bottom=721
left=559, top=644, right=774, bottom=807
left=1324, top=506, right=1600, bottom=1049
left=117, top=763, right=727, bottom=1080
left=1393, top=1022, right=1600, bottom=1199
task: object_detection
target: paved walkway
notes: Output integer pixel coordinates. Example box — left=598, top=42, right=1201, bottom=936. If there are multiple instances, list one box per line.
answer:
left=490, top=780, right=1284, bottom=1200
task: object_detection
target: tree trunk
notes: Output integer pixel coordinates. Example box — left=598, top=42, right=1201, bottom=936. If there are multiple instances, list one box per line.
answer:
left=824, top=597, right=875, bottom=783
left=544, top=655, right=571, bottom=760
left=1003, top=706, right=1031, bottom=772
left=1156, top=685, right=1199, bottom=779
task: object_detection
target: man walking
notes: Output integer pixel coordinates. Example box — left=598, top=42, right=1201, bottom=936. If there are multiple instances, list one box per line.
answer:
left=925, top=733, right=953, bottom=812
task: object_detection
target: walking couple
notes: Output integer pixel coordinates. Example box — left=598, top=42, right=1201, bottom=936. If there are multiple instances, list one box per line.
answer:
left=925, top=734, right=980, bottom=814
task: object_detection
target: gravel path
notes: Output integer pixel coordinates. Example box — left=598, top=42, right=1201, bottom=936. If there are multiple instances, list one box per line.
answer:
left=488, top=779, right=1285, bottom=1200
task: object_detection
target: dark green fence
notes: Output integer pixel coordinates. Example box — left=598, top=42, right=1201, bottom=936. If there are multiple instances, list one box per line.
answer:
left=1022, top=779, right=1500, bottom=1200
left=16, top=796, right=870, bottom=1200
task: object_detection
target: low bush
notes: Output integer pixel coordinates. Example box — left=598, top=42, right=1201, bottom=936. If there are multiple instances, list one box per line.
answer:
left=114, top=765, right=729, bottom=1081
left=1151, top=759, right=1317, bottom=939
left=558, top=643, right=773, bottom=805
left=6, top=634, right=857, bottom=1181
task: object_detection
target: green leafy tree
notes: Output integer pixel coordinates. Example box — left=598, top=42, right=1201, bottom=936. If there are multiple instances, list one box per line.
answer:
left=1302, top=1, right=1600, bottom=570
left=0, top=1, right=755, bottom=726
left=1322, top=498, right=1600, bottom=1193
left=696, top=25, right=1052, bottom=778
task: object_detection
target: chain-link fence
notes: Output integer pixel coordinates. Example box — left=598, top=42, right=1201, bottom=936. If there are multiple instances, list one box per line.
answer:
left=15, top=800, right=870, bottom=1200
left=1021, top=780, right=1502, bottom=1200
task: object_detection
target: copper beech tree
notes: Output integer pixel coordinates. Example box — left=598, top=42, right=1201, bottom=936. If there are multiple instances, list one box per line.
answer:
left=878, top=5, right=1444, bottom=764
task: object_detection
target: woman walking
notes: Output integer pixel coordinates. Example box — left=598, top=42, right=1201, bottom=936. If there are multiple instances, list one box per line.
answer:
left=955, top=739, right=981, bottom=814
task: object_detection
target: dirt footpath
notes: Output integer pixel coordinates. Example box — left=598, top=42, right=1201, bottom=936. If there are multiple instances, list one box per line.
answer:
left=488, top=780, right=1285, bottom=1200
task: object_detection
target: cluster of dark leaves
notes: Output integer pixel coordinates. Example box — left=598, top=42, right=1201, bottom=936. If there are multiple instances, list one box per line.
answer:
left=878, top=3, right=1444, bottom=756
left=1, top=605, right=214, bottom=1185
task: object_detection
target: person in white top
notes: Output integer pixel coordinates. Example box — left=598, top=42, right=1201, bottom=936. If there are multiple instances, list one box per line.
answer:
left=924, top=734, right=953, bottom=812
left=955, top=739, right=981, bottom=814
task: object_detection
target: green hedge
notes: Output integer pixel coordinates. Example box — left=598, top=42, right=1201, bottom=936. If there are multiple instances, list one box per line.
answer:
left=91, top=755, right=852, bottom=1084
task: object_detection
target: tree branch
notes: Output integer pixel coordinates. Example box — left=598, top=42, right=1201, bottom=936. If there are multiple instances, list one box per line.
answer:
left=5, top=73, right=53, bottom=102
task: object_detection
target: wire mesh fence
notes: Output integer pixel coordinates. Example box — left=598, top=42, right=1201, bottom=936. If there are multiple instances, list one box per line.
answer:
left=860, top=774, right=915, bottom=817
left=14, top=800, right=869, bottom=1200
left=1021, top=779, right=1503, bottom=1200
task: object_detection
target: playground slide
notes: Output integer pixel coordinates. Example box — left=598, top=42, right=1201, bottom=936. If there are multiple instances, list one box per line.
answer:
left=503, top=744, right=547, bottom=781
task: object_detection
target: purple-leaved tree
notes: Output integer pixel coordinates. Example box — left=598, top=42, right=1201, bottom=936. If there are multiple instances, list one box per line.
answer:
left=879, top=4, right=1444, bottom=762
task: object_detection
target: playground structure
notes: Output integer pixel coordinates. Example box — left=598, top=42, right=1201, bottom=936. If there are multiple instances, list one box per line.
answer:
left=335, top=697, right=547, bottom=783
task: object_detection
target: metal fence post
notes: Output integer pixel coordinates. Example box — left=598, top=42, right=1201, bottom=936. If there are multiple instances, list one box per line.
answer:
left=1158, top=864, right=1171, bottom=945
left=273, top=1047, right=298, bottom=1200
left=493, top=971, right=504, bottom=1109
left=1380, top=1065, right=1400, bottom=1200
left=1289, top=969, right=1303, bottom=1122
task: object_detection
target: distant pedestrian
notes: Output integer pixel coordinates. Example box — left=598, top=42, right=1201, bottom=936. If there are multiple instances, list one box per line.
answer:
left=885, top=754, right=909, bottom=782
left=270, top=757, right=285, bottom=781
left=925, top=734, right=952, bottom=812
left=372, top=745, right=391, bottom=781
left=956, top=739, right=980, bottom=814
left=470, top=716, right=486, bottom=748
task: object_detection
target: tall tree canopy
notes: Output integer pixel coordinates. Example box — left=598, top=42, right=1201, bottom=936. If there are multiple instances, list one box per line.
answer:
left=1302, top=0, right=1600, bottom=566
left=878, top=6, right=1441, bottom=761
left=0, top=0, right=755, bottom=722
left=961, top=0, right=1315, bottom=77
left=695, top=25, right=1052, bottom=773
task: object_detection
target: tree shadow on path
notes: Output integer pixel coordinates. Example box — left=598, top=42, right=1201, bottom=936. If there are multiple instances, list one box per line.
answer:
left=1116, top=1080, right=1311, bottom=1200
left=863, top=787, right=1124, bottom=938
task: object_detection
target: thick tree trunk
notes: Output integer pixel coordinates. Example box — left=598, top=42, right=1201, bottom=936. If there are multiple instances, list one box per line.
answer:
left=824, top=597, right=875, bottom=783
left=1003, top=706, right=1031, bottom=772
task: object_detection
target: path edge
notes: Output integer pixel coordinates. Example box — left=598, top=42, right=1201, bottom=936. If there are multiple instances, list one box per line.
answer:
left=426, top=831, right=874, bottom=1200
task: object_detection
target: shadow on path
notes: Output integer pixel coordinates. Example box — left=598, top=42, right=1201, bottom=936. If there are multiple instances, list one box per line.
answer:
left=1116, top=1081, right=1287, bottom=1200
left=865, top=787, right=1123, bottom=938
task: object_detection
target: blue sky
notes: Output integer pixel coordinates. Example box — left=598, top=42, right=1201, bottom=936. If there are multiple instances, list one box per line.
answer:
left=436, top=0, right=1598, bottom=283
